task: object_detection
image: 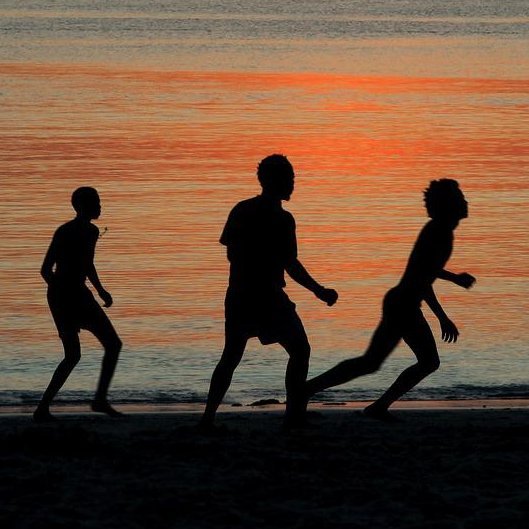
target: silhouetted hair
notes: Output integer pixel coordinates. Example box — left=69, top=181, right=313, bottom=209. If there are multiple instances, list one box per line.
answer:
left=424, top=179, right=462, bottom=218
left=257, top=154, right=294, bottom=188
left=71, top=187, right=99, bottom=213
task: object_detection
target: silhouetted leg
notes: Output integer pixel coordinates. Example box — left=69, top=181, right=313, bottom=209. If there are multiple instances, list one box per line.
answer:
left=366, top=315, right=439, bottom=418
left=199, top=332, right=248, bottom=428
left=280, top=333, right=311, bottom=426
left=34, top=332, right=82, bottom=422
left=86, top=309, right=123, bottom=417
left=305, top=319, right=401, bottom=398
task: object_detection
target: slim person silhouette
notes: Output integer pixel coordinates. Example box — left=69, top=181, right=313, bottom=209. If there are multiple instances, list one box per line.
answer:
left=199, top=154, right=338, bottom=430
left=304, top=179, right=475, bottom=421
left=34, top=187, right=123, bottom=422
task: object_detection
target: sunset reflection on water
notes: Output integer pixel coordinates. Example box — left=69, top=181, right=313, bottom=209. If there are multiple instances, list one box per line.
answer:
left=1, top=58, right=528, bottom=398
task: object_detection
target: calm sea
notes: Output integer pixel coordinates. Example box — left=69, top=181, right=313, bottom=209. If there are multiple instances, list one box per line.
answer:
left=1, top=0, right=528, bottom=409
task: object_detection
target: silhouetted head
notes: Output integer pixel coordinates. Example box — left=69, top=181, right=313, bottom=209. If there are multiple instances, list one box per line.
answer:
left=424, top=179, right=468, bottom=223
left=257, top=154, right=295, bottom=201
left=71, top=187, right=101, bottom=220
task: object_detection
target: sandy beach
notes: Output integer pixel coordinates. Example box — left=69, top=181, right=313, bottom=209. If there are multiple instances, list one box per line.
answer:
left=2, top=403, right=529, bottom=529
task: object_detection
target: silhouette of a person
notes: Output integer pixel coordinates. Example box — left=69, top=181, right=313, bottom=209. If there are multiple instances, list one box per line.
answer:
left=304, top=179, right=475, bottom=421
left=34, top=187, right=123, bottom=422
left=199, top=154, right=338, bottom=430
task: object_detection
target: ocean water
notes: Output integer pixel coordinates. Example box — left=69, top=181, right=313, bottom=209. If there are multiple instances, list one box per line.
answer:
left=1, top=0, right=528, bottom=408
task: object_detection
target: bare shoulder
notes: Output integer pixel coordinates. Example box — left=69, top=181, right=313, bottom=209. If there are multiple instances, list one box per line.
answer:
left=89, top=222, right=100, bottom=236
left=229, top=197, right=257, bottom=217
left=53, top=220, right=76, bottom=240
left=60, top=219, right=99, bottom=241
left=418, top=220, right=452, bottom=243
left=283, top=208, right=295, bottom=226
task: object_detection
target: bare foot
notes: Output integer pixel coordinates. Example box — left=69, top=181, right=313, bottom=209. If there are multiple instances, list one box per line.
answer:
left=363, top=404, right=402, bottom=423
left=33, top=407, right=56, bottom=423
left=91, top=400, right=124, bottom=418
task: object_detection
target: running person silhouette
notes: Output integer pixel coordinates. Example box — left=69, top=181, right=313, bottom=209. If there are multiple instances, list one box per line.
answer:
left=304, top=179, right=475, bottom=421
left=199, top=154, right=338, bottom=430
left=34, top=187, right=123, bottom=422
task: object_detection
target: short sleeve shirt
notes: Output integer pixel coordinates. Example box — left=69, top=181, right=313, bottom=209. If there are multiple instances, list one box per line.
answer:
left=220, top=195, right=297, bottom=291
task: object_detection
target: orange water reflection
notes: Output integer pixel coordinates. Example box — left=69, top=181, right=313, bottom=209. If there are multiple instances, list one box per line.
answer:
left=1, top=63, right=528, bottom=363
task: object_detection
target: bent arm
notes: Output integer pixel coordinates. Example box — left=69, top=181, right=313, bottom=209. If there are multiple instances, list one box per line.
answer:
left=87, top=263, right=104, bottom=294
left=423, top=285, right=449, bottom=321
left=41, top=239, right=57, bottom=284
left=438, top=269, right=458, bottom=283
left=286, top=258, right=322, bottom=294
left=286, top=259, right=338, bottom=306
left=85, top=228, right=113, bottom=307
left=87, top=264, right=113, bottom=307
left=438, top=269, right=476, bottom=289
left=424, top=285, right=459, bottom=343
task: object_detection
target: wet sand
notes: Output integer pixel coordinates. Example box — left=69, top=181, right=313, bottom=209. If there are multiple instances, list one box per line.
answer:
left=1, top=404, right=529, bottom=529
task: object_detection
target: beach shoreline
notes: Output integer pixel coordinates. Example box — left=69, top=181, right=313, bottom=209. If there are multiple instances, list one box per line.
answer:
left=2, top=397, right=529, bottom=417
left=2, top=406, right=529, bottom=528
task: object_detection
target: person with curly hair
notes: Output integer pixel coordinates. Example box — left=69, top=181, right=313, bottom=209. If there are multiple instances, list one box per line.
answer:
left=304, top=179, right=475, bottom=421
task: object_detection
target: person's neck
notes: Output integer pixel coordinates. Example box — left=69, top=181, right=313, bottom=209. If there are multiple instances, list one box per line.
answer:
left=260, top=191, right=282, bottom=205
left=431, top=216, right=459, bottom=230
left=75, top=214, right=92, bottom=223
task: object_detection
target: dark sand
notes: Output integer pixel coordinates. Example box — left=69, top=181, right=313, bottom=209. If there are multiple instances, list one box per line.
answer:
left=2, top=404, right=529, bottom=529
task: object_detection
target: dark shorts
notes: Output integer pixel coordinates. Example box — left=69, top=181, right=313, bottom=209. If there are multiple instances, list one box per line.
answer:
left=225, top=287, right=307, bottom=345
left=47, top=284, right=118, bottom=344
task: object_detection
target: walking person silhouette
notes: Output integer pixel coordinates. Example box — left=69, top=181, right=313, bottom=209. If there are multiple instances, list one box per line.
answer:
left=34, top=187, right=123, bottom=422
left=304, top=179, right=475, bottom=421
left=199, top=154, right=338, bottom=430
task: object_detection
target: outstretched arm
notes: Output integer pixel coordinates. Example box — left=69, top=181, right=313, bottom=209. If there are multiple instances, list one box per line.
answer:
left=87, top=264, right=113, bottom=307
left=423, top=285, right=458, bottom=343
left=438, top=269, right=476, bottom=289
left=286, top=259, right=338, bottom=306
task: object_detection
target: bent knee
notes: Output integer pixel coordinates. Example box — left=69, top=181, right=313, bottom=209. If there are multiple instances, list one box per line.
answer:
left=217, top=358, right=241, bottom=374
left=335, top=356, right=381, bottom=377
left=420, top=358, right=440, bottom=374
left=358, top=356, right=383, bottom=375
left=71, top=353, right=82, bottom=365
left=297, top=342, right=311, bottom=361
left=105, top=337, right=122, bottom=356
left=218, top=349, right=244, bottom=371
left=287, top=340, right=311, bottom=364
left=63, top=351, right=81, bottom=366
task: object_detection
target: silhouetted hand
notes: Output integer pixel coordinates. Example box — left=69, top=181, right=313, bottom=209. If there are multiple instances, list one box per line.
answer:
left=99, top=289, right=113, bottom=308
left=316, top=287, right=338, bottom=306
left=453, top=273, right=476, bottom=289
left=440, top=317, right=459, bottom=343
